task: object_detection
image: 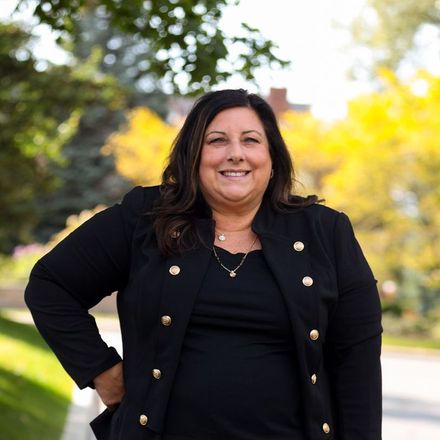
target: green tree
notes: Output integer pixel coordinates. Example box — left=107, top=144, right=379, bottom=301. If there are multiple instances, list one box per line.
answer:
left=34, top=8, right=173, bottom=241
left=34, top=105, right=132, bottom=242
left=17, top=0, right=289, bottom=94
left=0, top=22, right=120, bottom=253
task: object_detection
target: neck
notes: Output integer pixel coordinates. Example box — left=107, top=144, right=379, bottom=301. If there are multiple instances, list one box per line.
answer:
left=211, top=202, right=261, bottom=234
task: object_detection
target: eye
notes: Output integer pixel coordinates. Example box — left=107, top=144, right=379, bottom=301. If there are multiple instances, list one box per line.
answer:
left=207, top=137, right=226, bottom=144
left=243, top=137, right=259, bottom=144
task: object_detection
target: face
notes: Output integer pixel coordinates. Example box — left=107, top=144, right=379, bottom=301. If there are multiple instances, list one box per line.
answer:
left=199, top=107, right=272, bottom=211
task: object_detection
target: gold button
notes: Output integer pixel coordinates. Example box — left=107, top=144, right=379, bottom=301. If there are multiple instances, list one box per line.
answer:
left=293, top=241, right=305, bottom=251
left=309, top=329, right=320, bottom=341
left=139, top=414, right=148, bottom=426
left=302, top=276, right=313, bottom=287
left=160, top=315, right=172, bottom=326
left=169, top=265, right=180, bottom=275
left=152, top=368, right=162, bottom=379
left=311, top=373, right=317, bottom=384
left=322, top=422, right=330, bottom=434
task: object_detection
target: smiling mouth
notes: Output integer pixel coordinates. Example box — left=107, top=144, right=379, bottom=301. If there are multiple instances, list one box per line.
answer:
left=219, top=170, right=251, bottom=177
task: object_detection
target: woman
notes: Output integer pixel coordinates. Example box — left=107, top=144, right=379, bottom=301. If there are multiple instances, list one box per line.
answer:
left=25, top=89, right=382, bottom=440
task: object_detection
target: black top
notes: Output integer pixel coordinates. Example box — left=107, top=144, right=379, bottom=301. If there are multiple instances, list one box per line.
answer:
left=163, top=246, right=306, bottom=440
left=25, top=186, right=382, bottom=440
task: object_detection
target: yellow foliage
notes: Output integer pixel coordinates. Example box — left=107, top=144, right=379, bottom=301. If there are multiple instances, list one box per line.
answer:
left=280, top=70, right=440, bottom=294
left=102, top=107, right=178, bottom=185
left=280, top=111, right=341, bottom=195
left=100, top=81, right=440, bottom=298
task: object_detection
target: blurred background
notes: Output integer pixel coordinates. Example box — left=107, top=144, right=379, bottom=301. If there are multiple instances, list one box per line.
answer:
left=0, top=0, right=439, bottom=439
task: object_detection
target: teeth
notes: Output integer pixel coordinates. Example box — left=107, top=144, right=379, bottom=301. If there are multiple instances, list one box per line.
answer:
left=222, top=171, right=248, bottom=177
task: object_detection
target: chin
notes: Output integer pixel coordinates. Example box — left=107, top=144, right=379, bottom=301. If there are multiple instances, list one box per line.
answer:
left=221, top=191, right=253, bottom=204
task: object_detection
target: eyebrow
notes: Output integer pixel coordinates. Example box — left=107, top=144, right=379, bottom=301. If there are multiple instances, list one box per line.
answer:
left=243, top=130, right=262, bottom=136
left=205, top=130, right=263, bottom=136
left=205, top=130, right=225, bottom=136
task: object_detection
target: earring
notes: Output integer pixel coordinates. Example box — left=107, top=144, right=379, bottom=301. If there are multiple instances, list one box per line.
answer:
left=270, top=169, right=274, bottom=179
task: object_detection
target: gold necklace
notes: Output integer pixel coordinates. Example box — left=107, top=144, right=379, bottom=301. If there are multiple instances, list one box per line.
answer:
left=212, top=235, right=258, bottom=278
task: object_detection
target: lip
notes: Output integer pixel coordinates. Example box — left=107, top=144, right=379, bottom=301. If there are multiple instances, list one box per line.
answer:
left=218, top=170, right=251, bottom=178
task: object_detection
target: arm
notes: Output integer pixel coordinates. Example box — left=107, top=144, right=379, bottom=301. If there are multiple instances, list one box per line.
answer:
left=325, top=212, right=382, bottom=440
left=24, top=186, right=146, bottom=390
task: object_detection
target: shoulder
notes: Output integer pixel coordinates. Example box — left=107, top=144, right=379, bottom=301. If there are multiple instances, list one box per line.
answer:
left=287, top=201, right=343, bottom=231
left=114, top=186, right=161, bottom=235
left=120, top=185, right=161, bottom=213
left=257, top=197, right=347, bottom=237
left=283, top=202, right=357, bottom=248
left=296, top=203, right=364, bottom=267
left=285, top=195, right=341, bottom=223
left=303, top=202, right=355, bottom=237
left=302, top=201, right=341, bottom=220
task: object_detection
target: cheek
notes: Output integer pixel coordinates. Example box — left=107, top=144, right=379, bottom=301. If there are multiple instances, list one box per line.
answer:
left=199, top=148, right=223, bottom=172
left=253, top=150, right=272, bottom=171
left=198, top=152, right=217, bottom=188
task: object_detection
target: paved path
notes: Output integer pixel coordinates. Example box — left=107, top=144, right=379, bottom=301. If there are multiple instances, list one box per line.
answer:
left=382, top=349, right=440, bottom=440
left=61, top=329, right=121, bottom=440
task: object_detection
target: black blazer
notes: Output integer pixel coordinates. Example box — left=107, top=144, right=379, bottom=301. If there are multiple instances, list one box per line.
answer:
left=25, top=186, right=382, bottom=440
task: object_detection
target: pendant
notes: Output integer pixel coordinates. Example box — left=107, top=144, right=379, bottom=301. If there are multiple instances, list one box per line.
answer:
left=229, top=271, right=237, bottom=278
left=218, top=233, right=226, bottom=241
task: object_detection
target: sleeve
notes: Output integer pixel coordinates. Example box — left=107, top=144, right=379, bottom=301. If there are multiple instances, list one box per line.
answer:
left=24, top=186, right=146, bottom=389
left=325, top=212, right=382, bottom=440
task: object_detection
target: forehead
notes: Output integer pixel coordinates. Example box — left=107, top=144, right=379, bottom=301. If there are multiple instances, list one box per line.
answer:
left=206, top=107, right=264, bottom=131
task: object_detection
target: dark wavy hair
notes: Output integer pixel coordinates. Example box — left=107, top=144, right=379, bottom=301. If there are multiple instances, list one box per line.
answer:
left=152, top=89, right=318, bottom=256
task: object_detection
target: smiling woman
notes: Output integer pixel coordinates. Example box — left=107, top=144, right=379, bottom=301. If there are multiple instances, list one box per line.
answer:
left=199, top=107, right=272, bottom=218
left=25, top=89, right=382, bottom=440
left=153, top=89, right=306, bottom=257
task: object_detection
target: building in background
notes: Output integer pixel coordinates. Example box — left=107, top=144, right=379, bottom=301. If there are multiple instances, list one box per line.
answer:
left=266, top=87, right=310, bottom=115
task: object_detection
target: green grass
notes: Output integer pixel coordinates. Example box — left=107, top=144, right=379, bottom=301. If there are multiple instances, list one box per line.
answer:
left=0, top=313, right=73, bottom=440
left=382, top=333, right=440, bottom=351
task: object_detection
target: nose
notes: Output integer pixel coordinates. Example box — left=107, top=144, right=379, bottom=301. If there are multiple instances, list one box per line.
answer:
left=226, top=139, right=245, bottom=163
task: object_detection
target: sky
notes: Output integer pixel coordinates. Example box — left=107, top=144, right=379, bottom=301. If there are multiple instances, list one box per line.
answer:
left=4, top=0, right=436, bottom=120
left=219, top=0, right=370, bottom=119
